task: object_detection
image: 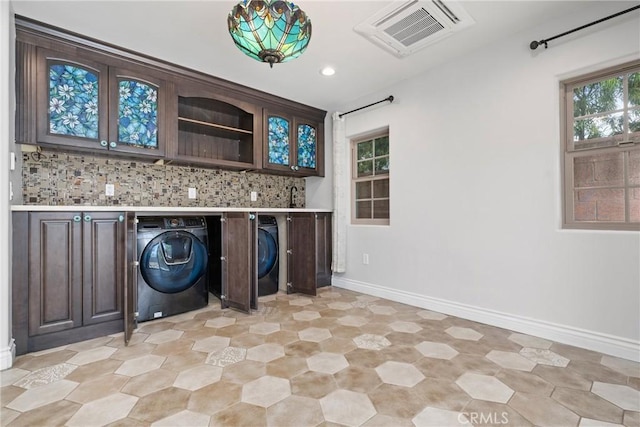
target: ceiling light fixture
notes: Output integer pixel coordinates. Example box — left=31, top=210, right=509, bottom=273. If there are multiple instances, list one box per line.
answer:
left=320, top=67, right=335, bottom=76
left=228, top=0, right=312, bottom=68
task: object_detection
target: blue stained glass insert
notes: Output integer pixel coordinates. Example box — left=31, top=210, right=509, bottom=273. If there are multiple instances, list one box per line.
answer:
left=48, top=63, right=99, bottom=139
left=268, top=116, right=290, bottom=165
left=297, top=124, right=316, bottom=169
left=118, top=80, right=158, bottom=149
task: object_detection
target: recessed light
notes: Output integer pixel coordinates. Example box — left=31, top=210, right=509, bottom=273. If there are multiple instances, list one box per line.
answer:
left=320, top=67, right=335, bottom=76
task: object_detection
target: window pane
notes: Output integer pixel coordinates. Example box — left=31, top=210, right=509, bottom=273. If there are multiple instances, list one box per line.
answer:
left=356, top=181, right=372, bottom=199
left=357, top=140, right=373, bottom=160
left=630, top=187, right=640, bottom=222
left=357, top=160, right=374, bottom=177
left=573, top=76, right=623, bottom=118
left=630, top=108, right=640, bottom=133
left=574, top=112, right=624, bottom=142
left=574, top=188, right=625, bottom=222
left=375, top=157, right=389, bottom=175
left=374, top=136, right=389, bottom=157
left=373, top=199, right=389, bottom=219
left=629, top=72, right=640, bottom=107
left=356, top=200, right=372, bottom=219
left=373, top=178, right=389, bottom=198
left=629, top=150, right=640, bottom=186
left=119, top=80, right=158, bottom=149
left=574, top=152, right=624, bottom=188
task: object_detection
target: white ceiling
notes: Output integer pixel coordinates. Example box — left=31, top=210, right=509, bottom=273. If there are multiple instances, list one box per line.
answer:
left=10, top=1, right=637, bottom=112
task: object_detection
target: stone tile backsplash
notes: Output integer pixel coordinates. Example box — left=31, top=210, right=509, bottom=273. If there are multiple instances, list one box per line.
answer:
left=22, top=151, right=305, bottom=208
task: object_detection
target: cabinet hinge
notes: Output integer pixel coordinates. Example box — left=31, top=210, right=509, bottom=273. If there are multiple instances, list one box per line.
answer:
left=220, top=294, right=227, bottom=300
left=286, top=217, right=292, bottom=222
left=220, top=217, right=226, bottom=223
left=286, top=282, right=293, bottom=288
left=134, top=311, right=139, bottom=318
left=286, top=249, right=293, bottom=255
left=133, top=261, right=139, bottom=267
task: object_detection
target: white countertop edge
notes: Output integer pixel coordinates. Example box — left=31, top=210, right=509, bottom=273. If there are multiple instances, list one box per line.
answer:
left=11, top=205, right=332, bottom=214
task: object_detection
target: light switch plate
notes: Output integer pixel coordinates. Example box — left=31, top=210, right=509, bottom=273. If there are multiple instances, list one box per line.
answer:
left=105, top=183, right=115, bottom=196
left=250, top=191, right=258, bottom=201
left=188, top=187, right=197, bottom=199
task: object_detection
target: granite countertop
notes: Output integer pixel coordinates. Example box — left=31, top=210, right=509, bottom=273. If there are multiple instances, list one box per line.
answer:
left=10, top=205, right=332, bottom=214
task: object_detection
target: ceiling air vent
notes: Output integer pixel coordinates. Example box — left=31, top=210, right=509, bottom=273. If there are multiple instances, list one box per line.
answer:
left=354, top=0, right=475, bottom=58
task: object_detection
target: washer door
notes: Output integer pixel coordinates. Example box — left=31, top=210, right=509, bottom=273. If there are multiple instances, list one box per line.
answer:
left=140, top=231, right=208, bottom=294
left=257, top=228, right=278, bottom=279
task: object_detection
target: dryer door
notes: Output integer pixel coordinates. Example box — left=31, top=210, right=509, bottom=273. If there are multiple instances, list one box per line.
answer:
left=257, top=228, right=278, bottom=279
left=140, top=231, right=208, bottom=294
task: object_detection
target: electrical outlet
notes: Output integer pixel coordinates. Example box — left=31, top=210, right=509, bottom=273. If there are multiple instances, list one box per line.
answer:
left=188, top=187, right=197, bottom=199
left=362, top=253, right=369, bottom=265
left=105, top=183, right=115, bottom=196
left=250, top=191, right=258, bottom=202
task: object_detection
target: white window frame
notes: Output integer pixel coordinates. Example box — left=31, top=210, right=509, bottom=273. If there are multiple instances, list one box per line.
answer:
left=351, top=129, right=390, bottom=226
left=561, top=59, right=640, bottom=231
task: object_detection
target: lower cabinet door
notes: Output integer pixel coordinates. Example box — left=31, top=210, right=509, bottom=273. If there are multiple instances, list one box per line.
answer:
left=82, top=212, right=125, bottom=326
left=287, top=212, right=318, bottom=296
left=221, top=212, right=257, bottom=313
left=28, top=212, right=83, bottom=336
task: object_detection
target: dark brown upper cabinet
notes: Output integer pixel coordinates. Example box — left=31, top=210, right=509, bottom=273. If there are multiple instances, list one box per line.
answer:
left=264, top=109, right=325, bottom=177
left=166, top=81, right=261, bottom=169
left=21, top=46, right=167, bottom=158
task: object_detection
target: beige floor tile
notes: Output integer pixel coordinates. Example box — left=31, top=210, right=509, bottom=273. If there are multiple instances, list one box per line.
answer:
left=246, top=343, right=285, bottom=363
left=508, top=332, right=552, bottom=349
left=221, top=360, right=267, bottom=384
left=66, top=336, right=115, bottom=352
left=173, top=364, right=223, bottom=391
left=486, top=350, right=537, bottom=372
left=320, top=389, right=376, bottom=427
left=463, top=399, right=533, bottom=426
left=284, top=340, right=322, bottom=357
left=265, top=356, right=309, bottom=379
left=137, top=321, right=175, bottom=334
left=410, top=377, right=471, bottom=411
left=191, top=335, right=229, bottom=353
left=128, top=386, right=191, bottom=423
left=308, top=352, right=349, bottom=375
left=570, top=360, right=629, bottom=385
left=5, top=399, right=81, bottom=427
left=66, top=346, right=117, bottom=366
left=592, top=382, right=640, bottom=411
left=299, top=327, right=333, bottom=342
left=334, top=365, right=382, bottom=393
left=66, top=373, right=129, bottom=404
left=533, top=364, right=593, bottom=390
left=412, top=406, right=468, bottom=427
left=368, top=384, right=426, bottom=418
left=353, top=334, right=391, bottom=351
left=6, top=379, right=78, bottom=412
left=551, top=342, right=608, bottom=363
left=601, top=356, right=640, bottom=379
left=12, top=350, right=77, bottom=371
left=520, top=348, right=570, bottom=367
left=64, top=358, right=124, bottom=382
left=115, top=354, right=166, bottom=377
left=415, top=341, right=459, bottom=360
left=456, top=372, right=514, bottom=404
left=376, top=360, right=425, bottom=387
left=1, top=406, right=20, bottom=425
left=204, top=316, right=236, bottom=328
left=509, top=392, right=580, bottom=427
left=320, top=337, right=358, bottom=354
left=110, top=342, right=158, bottom=361
left=0, top=368, right=29, bottom=386
left=210, top=402, right=267, bottom=427
left=206, top=346, right=247, bottom=367
left=241, top=375, right=291, bottom=407
left=249, top=322, right=281, bottom=335
left=66, top=392, right=138, bottom=427
left=495, top=369, right=555, bottom=396
left=267, top=395, right=324, bottom=427
left=187, top=380, right=242, bottom=415
left=446, top=326, right=484, bottom=341
left=161, top=349, right=206, bottom=372
left=150, top=409, right=210, bottom=426
left=171, top=319, right=206, bottom=331
left=265, top=330, right=300, bottom=346
left=291, top=371, right=337, bottom=399
left=13, top=363, right=77, bottom=388
left=121, top=368, right=177, bottom=397
left=150, top=338, right=195, bottom=356
left=552, top=387, right=624, bottom=423
left=623, top=411, right=640, bottom=427
left=380, top=344, right=424, bottom=363
left=145, top=329, right=184, bottom=345
left=230, top=332, right=267, bottom=348
left=1, top=385, right=25, bottom=407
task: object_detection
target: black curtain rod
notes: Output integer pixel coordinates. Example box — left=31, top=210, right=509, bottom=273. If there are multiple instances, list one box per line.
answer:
left=338, top=96, right=394, bottom=118
left=530, top=4, right=640, bottom=50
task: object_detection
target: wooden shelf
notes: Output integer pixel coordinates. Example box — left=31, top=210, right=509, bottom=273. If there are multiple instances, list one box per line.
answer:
left=178, top=116, right=253, bottom=135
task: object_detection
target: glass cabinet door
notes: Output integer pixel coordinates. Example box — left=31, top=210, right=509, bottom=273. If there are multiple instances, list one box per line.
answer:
left=296, top=122, right=317, bottom=170
left=266, top=113, right=292, bottom=168
left=109, top=68, right=165, bottom=156
left=37, top=49, right=109, bottom=149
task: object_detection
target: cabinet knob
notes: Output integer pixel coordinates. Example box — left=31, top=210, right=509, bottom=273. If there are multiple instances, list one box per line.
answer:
left=290, top=165, right=300, bottom=171
left=220, top=256, right=227, bottom=261
left=84, top=215, right=92, bottom=222
left=73, top=215, right=81, bottom=222
left=100, top=140, right=108, bottom=147
left=249, top=214, right=256, bottom=220
left=286, top=249, right=293, bottom=255
left=118, top=215, right=124, bottom=222
left=109, top=141, right=117, bottom=148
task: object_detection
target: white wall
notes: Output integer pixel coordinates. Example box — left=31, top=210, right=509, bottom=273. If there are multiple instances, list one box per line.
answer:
left=323, top=4, right=640, bottom=360
left=1, top=1, right=16, bottom=370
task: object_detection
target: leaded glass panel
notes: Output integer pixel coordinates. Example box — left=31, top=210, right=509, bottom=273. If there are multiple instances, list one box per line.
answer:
left=118, top=80, right=158, bottom=149
left=268, top=116, right=290, bottom=165
left=297, top=124, right=316, bottom=168
left=48, top=63, right=99, bottom=138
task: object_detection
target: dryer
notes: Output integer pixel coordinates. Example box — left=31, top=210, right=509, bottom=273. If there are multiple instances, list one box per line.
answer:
left=257, top=215, right=279, bottom=296
left=137, top=216, right=209, bottom=322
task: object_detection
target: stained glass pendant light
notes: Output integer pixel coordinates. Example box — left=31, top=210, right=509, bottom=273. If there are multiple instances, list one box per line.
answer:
left=228, top=0, right=312, bottom=68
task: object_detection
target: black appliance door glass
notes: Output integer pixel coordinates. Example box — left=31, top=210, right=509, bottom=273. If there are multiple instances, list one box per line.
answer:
left=257, top=228, right=278, bottom=279
left=140, top=231, right=208, bottom=294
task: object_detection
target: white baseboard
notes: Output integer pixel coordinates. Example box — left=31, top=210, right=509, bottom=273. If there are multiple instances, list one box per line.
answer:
left=332, top=277, right=640, bottom=362
left=0, top=339, right=15, bottom=370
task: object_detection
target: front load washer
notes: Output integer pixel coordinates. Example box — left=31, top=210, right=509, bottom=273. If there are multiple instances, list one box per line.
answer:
left=137, top=216, right=209, bottom=322
left=257, top=215, right=279, bottom=296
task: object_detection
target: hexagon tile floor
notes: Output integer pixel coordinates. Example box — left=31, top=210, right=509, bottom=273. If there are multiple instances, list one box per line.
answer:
left=2, top=287, right=639, bottom=427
